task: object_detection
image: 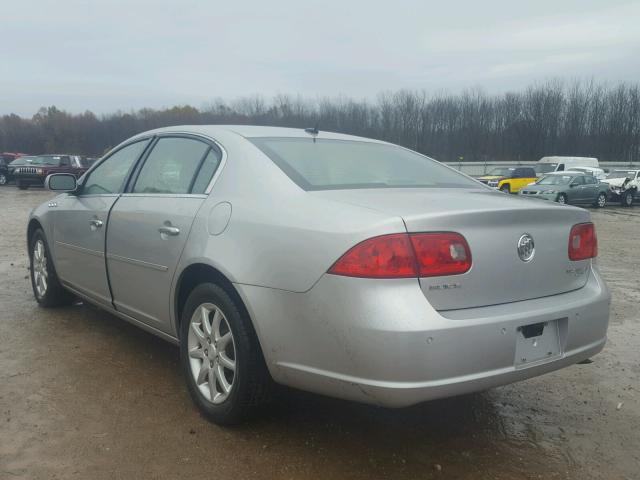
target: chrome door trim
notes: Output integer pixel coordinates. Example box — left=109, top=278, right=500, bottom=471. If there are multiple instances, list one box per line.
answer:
left=74, top=193, right=121, bottom=199
left=106, top=253, right=169, bottom=272
left=55, top=241, right=103, bottom=258
left=119, top=193, right=208, bottom=199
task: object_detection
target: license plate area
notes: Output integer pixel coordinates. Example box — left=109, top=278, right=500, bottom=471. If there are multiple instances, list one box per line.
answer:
left=514, top=320, right=562, bottom=368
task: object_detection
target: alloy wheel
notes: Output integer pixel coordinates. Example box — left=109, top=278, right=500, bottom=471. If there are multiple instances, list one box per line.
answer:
left=32, top=239, right=48, bottom=298
left=187, top=303, right=236, bottom=404
left=0, top=174, right=6, bottom=185
left=625, top=193, right=633, bottom=206
left=598, top=194, right=606, bottom=207
left=557, top=195, right=566, bottom=204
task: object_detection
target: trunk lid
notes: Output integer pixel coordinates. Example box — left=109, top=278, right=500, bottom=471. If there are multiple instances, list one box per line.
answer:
left=311, top=188, right=592, bottom=310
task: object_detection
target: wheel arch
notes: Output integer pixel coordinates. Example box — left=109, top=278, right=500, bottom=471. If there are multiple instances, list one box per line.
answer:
left=174, top=263, right=259, bottom=343
left=27, top=218, right=44, bottom=251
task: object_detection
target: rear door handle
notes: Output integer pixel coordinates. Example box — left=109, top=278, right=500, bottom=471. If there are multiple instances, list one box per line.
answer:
left=89, top=219, right=103, bottom=228
left=158, top=226, right=180, bottom=236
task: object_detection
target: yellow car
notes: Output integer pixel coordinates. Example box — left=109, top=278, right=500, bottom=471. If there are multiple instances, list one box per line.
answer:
left=477, top=166, right=537, bottom=193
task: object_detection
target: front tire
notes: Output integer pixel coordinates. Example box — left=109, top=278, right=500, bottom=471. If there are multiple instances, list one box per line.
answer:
left=29, top=229, right=75, bottom=307
left=556, top=193, right=567, bottom=205
left=500, top=184, right=511, bottom=194
left=621, top=190, right=634, bottom=207
left=179, top=283, right=272, bottom=425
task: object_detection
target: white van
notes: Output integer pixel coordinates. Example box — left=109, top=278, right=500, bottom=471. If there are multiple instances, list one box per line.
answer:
left=535, top=156, right=599, bottom=176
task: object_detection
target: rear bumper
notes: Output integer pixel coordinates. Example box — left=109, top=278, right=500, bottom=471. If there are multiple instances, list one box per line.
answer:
left=237, top=265, right=610, bottom=408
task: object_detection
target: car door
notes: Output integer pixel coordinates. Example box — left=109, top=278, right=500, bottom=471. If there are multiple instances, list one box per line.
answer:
left=582, top=175, right=599, bottom=203
left=52, top=139, right=150, bottom=307
left=105, top=135, right=222, bottom=333
left=568, top=175, right=586, bottom=203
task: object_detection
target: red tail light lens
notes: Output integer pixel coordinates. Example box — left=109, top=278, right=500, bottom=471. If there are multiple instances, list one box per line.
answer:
left=328, top=232, right=472, bottom=278
left=410, top=232, right=472, bottom=277
left=328, top=234, right=417, bottom=278
left=568, top=223, right=597, bottom=261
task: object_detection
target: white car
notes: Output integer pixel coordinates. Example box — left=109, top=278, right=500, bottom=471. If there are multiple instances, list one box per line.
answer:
left=566, top=167, right=607, bottom=181
left=601, top=170, right=639, bottom=207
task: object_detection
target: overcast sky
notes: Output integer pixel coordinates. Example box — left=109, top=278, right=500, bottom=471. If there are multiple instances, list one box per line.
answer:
left=2, top=0, right=639, bottom=116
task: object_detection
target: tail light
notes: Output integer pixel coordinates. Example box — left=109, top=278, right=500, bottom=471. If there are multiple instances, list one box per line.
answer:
left=568, top=223, right=597, bottom=261
left=328, top=232, right=471, bottom=279
left=410, top=232, right=472, bottom=277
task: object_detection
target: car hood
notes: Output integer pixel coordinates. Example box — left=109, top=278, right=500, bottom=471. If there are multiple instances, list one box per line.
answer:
left=602, top=177, right=629, bottom=187
left=521, top=184, right=559, bottom=192
left=477, top=175, right=505, bottom=181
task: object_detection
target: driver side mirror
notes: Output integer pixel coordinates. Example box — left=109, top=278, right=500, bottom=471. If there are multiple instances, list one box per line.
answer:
left=45, top=173, right=77, bottom=192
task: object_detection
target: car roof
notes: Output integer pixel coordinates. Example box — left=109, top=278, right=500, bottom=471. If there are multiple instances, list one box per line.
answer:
left=131, top=125, right=390, bottom=144
left=544, top=171, right=585, bottom=176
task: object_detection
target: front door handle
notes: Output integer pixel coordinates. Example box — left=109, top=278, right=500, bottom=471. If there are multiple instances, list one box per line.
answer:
left=89, top=219, right=103, bottom=228
left=158, top=226, right=180, bottom=236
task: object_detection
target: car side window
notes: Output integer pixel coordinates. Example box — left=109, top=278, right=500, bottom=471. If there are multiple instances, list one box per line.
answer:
left=83, top=140, right=148, bottom=195
left=132, top=137, right=210, bottom=194
left=191, top=148, right=222, bottom=194
left=557, top=164, right=565, bottom=171
left=572, top=176, right=585, bottom=185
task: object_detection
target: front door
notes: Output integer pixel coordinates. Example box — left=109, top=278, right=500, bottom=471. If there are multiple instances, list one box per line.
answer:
left=53, top=140, right=150, bottom=306
left=106, top=136, right=222, bottom=333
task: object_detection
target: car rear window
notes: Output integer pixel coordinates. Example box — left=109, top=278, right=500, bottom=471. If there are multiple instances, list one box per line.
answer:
left=249, top=137, right=478, bottom=191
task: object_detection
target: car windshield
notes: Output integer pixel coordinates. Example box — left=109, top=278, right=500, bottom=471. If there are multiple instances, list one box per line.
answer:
left=249, top=137, right=479, bottom=190
left=32, top=155, right=67, bottom=165
left=537, top=175, right=574, bottom=185
left=607, top=171, right=636, bottom=179
left=534, top=164, right=557, bottom=174
left=9, top=156, right=36, bottom=166
left=487, top=167, right=514, bottom=176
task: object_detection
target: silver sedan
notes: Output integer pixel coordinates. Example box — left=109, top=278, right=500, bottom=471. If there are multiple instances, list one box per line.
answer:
left=28, top=126, right=610, bottom=424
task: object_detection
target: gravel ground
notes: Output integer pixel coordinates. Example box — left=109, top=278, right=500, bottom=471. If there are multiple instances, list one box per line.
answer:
left=1, top=188, right=638, bottom=480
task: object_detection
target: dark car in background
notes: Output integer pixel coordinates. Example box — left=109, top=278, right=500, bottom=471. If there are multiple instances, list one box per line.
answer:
left=13, top=155, right=89, bottom=189
left=1, top=153, right=30, bottom=185
left=519, top=172, right=609, bottom=207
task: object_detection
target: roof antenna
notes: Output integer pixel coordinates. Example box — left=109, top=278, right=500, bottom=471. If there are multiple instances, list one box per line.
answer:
left=304, top=123, right=319, bottom=142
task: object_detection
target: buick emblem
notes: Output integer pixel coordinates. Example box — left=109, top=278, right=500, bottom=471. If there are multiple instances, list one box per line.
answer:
left=517, top=234, right=535, bottom=262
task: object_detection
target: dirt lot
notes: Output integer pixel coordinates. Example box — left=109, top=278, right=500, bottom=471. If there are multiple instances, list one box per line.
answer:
left=1, top=188, right=638, bottom=480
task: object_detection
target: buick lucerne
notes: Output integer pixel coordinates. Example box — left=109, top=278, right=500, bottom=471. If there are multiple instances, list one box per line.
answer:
left=28, top=126, right=610, bottom=424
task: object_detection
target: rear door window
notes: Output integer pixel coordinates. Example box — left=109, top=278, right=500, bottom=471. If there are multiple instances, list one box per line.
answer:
left=132, top=137, right=210, bottom=194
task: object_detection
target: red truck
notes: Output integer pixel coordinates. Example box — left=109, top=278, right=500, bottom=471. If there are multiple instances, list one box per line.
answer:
left=13, top=155, right=90, bottom=189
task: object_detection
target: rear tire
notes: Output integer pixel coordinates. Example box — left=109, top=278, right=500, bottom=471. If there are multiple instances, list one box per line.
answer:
left=0, top=173, right=7, bottom=185
left=621, top=190, right=634, bottom=207
left=594, top=192, right=607, bottom=208
left=179, top=282, right=273, bottom=425
left=500, top=184, right=511, bottom=194
left=556, top=193, right=567, bottom=205
left=29, top=229, right=75, bottom=307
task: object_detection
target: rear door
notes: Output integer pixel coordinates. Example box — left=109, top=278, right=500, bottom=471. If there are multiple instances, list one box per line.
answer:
left=52, top=140, right=150, bottom=306
left=105, top=135, right=222, bottom=332
left=568, top=175, right=586, bottom=202
left=582, top=175, right=599, bottom=202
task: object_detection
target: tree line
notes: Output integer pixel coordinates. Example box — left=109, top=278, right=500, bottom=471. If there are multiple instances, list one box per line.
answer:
left=1, top=80, right=639, bottom=163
